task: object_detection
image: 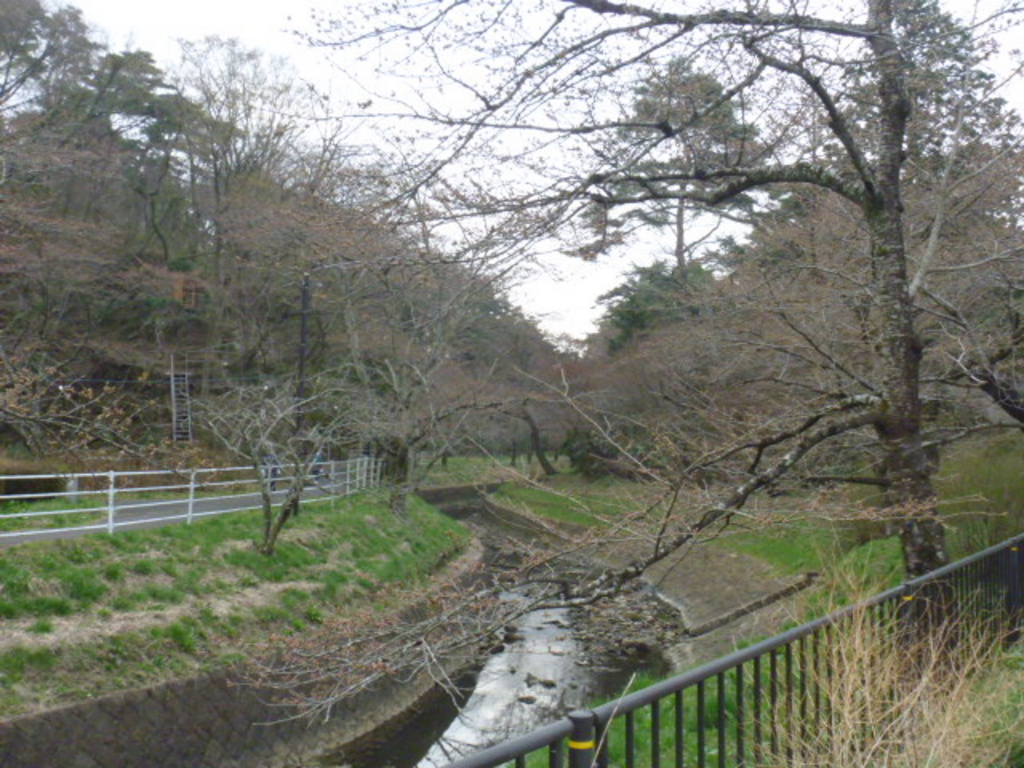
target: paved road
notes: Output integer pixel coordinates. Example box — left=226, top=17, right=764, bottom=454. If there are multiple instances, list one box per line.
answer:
left=0, top=481, right=344, bottom=549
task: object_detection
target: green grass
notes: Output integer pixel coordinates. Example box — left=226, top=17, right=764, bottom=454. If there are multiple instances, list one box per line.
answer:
left=713, top=432, right=1024, bottom=584
left=713, top=514, right=844, bottom=577
left=0, top=648, right=58, bottom=685
left=937, top=431, right=1024, bottom=558
left=490, top=431, right=1024, bottom=603
left=0, top=490, right=469, bottom=718
left=0, top=494, right=466, bottom=622
left=421, top=455, right=517, bottom=486
left=491, top=475, right=637, bottom=527
left=422, top=454, right=578, bottom=487
left=28, top=619, right=53, bottom=634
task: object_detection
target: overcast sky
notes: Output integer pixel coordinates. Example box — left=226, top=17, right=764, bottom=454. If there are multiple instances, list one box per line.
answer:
left=65, top=0, right=644, bottom=341
left=64, top=0, right=1022, bottom=341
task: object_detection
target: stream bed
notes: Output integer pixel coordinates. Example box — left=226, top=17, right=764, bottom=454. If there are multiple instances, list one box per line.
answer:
left=311, top=493, right=670, bottom=768
left=317, top=604, right=663, bottom=768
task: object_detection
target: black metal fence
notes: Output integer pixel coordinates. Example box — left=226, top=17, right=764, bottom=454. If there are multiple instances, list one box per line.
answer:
left=445, top=534, right=1024, bottom=768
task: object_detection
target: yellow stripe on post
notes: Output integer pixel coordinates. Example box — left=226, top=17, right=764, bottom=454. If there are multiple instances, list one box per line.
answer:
left=568, top=711, right=596, bottom=768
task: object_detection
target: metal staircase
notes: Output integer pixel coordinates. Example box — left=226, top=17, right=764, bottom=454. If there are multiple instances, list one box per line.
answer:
left=170, top=370, right=193, bottom=441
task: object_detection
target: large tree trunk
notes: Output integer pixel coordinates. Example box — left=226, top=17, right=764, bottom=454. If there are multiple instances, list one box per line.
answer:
left=673, top=198, right=687, bottom=271
left=867, top=0, right=947, bottom=577
left=868, top=206, right=948, bottom=578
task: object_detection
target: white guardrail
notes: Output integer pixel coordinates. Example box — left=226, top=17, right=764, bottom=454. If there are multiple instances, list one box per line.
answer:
left=0, top=456, right=383, bottom=541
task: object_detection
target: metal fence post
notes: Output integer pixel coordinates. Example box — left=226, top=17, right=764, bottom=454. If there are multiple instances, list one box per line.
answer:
left=896, top=586, right=918, bottom=646
left=106, top=470, right=117, bottom=534
left=187, top=470, right=197, bottom=524
left=1007, top=541, right=1024, bottom=641
left=568, top=711, right=596, bottom=768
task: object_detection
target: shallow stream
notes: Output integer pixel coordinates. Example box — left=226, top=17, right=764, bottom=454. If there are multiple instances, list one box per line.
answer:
left=319, top=603, right=660, bottom=767
left=314, top=495, right=666, bottom=768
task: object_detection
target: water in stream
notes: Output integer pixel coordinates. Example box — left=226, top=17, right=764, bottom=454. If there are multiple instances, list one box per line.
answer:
left=319, top=603, right=662, bottom=768
left=314, top=495, right=666, bottom=767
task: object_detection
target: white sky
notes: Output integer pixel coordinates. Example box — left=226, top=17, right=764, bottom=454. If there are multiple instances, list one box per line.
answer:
left=59, top=0, right=681, bottom=341
left=63, top=0, right=1022, bottom=341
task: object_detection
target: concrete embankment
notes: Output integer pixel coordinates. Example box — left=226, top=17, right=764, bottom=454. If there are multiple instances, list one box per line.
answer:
left=599, top=538, right=816, bottom=671
left=0, top=652, right=472, bottom=768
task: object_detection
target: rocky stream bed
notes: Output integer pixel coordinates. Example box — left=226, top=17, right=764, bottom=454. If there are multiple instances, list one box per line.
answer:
left=315, top=492, right=814, bottom=768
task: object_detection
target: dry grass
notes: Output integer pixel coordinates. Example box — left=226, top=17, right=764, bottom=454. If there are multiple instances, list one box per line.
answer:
left=773, top=600, right=1024, bottom=767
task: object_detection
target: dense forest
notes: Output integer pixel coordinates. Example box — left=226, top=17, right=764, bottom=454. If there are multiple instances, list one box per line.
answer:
left=0, top=1, right=566, bottom=484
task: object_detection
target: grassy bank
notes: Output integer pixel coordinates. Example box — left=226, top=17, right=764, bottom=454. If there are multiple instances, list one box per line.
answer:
left=494, top=430, right=1024, bottom=587
left=936, top=431, right=1024, bottom=559
left=0, top=491, right=469, bottom=718
left=496, top=440, right=1024, bottom=767
left=502, top=461, right=1024, bottom=768
left=491, top=474, right=653, bottom=528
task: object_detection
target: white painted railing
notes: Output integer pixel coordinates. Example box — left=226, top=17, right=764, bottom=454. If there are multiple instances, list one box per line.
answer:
left=0, top=456, right=384, bottom=542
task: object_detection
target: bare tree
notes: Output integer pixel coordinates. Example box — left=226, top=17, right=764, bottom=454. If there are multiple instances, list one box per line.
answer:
left=198, top=380, right=354, bottom=555
left=0, top=344, right=139, bottom=455
left=228, top=1, right=1024, bottom=722
left=313, top=0, right=1024, bottom=578
left=335, top=249, right=519, bottom=513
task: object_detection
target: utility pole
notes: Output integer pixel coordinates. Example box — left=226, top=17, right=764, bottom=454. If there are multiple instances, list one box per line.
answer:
left=295, top=272, right=311, bottom=435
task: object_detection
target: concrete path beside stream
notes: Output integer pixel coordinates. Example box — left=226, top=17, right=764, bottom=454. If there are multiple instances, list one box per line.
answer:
left=0, top=485, right=340, bottom=548
left=639, top=543, right=811, bottom=670
left=587, top=532, right=813, bottom=673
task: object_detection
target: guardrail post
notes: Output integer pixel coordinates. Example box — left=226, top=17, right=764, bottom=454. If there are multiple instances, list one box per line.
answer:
left=187, top=470, right=197, bottom=524
left=106, top=471, right=117, bottom=535
left=568, top=711, right=596, bottom=768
